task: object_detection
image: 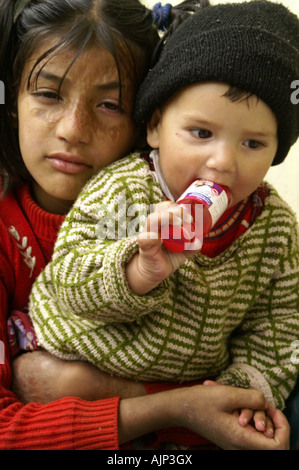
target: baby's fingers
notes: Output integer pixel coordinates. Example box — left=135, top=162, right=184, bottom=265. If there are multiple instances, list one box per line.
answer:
left=143, top=205, right=185, bottom=235
left=239, top=408, right=253, bottom=427
left=138, top=231, right=162, bottom=251
left=239, top=409, right=274, bottom=437
left=253, top=411, right=274, bottom=437
left=253, top=410, right=267, bottom=432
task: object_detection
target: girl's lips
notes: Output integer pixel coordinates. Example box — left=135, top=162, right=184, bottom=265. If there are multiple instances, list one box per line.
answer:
left=47, top=153, right=91, bottom=174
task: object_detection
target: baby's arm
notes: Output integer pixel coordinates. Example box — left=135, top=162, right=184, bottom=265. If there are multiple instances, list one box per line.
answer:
left=126, top=201, right=202, bottom=295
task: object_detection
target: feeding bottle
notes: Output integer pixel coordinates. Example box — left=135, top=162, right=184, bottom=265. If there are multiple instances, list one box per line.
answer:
left=161, top=179, right=232, bottom=252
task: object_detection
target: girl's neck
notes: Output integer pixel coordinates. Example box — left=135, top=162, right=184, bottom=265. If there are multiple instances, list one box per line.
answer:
left=32, top=182, right=74, bottom=215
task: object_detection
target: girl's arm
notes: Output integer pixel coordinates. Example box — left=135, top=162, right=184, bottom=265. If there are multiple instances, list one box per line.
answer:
left=8, top=349, right=290, bottom=450
left=11, top=350, right=146, bottom=404
left=118, top=383, right=290, bottom=450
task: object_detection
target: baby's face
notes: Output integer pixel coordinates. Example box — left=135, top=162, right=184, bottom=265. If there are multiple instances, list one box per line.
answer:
left=147, top=82, right=278, bottom=206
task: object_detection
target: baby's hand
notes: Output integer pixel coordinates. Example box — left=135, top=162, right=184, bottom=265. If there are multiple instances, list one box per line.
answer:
left=126, top=201, right=202, bottom=295
left=138, top=200, right=201, bottom=270
left=141, top=201, right=202, bottom=252
left=238, top=408, right=274, bottom=438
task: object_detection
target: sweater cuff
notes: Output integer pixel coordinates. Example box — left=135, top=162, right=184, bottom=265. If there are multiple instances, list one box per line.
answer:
left=71, top=396, right=120, bottom=450
left=217, top=364, right=276, bottom=407
left=0, top=395, right=121, bottom=450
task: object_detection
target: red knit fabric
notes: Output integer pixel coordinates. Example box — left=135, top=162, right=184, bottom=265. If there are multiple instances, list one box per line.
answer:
left=0, top=185, right=120, bottom=450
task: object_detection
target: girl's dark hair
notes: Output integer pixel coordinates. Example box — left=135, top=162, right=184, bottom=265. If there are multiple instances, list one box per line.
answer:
left=0, top=0, right=204, bottom=195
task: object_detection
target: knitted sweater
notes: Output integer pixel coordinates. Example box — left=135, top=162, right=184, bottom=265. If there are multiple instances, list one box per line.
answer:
left=0, top=185, right=120, bottom=450
left=29, top=153, right=299, bottom=409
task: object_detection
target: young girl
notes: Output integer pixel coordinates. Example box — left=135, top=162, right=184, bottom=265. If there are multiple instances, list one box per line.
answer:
left=28, top=0, right=298, bottom=449
left=0, top=0, right=245, bottom=451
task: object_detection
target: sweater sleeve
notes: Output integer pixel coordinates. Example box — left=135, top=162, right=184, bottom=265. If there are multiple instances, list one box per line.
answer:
left=30, top=157, right=168, bottom=323
left=217, top=212, right=299, bottom=409
left=29, top=156, right=170, bottom=363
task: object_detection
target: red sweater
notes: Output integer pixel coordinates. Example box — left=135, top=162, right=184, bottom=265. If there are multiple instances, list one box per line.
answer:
left=0, top=185, right=120, bottom=450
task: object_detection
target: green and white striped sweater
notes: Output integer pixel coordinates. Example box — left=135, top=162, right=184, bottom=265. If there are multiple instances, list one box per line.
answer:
left=29, top=153, right=299, bottom=409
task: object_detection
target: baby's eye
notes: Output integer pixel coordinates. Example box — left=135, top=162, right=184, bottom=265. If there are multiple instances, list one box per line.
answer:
left=244, top=139, right=264, bottom=149
left=190, top=128, right=212, bottom=139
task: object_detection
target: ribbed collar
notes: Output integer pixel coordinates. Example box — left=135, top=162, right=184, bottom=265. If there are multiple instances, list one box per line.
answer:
left=17, top=184, right=65, bottom=241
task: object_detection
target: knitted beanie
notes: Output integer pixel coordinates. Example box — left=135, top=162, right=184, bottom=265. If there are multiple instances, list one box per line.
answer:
left=134, top=1, right=299, bottom=166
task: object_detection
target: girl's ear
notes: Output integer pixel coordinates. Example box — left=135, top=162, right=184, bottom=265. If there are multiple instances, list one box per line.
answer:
left=146, top=108, right=162, bottom=149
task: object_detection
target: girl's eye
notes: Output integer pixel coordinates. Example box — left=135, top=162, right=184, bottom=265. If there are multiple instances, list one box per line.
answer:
left=244, top=139, right=264, bottom=149
left=190, top=128, right=212, bottom=139
left=99, top=101, right=123, bottom=113
left=33, top=90, right=61, bottom=101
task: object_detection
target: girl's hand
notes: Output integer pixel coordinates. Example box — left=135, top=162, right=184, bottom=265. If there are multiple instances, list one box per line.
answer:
left=204, top=380, right=276, bottom=440
left=126, top=201, right=202, bottom=295
left=119, top=383, right=290, bottom=449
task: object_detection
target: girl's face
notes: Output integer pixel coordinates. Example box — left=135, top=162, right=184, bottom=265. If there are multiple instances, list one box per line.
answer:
left=147, top=82, right=278, bottom=205
left=17, top=40, right=137, bottom=214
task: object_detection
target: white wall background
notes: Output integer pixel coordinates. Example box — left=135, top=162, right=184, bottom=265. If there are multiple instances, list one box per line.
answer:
left=143, top=0, right=299, bottom=219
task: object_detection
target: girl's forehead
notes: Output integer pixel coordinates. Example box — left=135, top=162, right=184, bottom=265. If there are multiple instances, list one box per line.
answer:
left=23, top=42, right=123, bottom=91
left=20, top=33, right=137, bottom=101
left=29, top=41, right=117, bottom=74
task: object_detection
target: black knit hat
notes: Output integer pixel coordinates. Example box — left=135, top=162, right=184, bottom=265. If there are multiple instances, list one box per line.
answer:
left=134, top=1, right=299, bottom=166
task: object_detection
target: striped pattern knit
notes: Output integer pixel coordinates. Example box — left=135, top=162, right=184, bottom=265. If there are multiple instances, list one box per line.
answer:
left=29, top=153, right=299, bottom=409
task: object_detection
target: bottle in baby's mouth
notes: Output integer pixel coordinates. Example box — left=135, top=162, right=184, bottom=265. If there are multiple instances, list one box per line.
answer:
left=161, top=179, right=232, bottom=252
